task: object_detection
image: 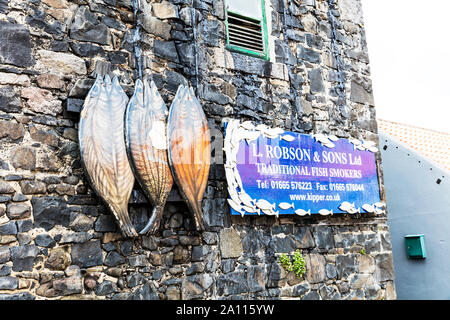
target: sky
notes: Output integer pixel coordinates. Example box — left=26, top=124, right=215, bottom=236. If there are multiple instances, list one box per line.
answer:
left=361, top=0, right=450, bottom=134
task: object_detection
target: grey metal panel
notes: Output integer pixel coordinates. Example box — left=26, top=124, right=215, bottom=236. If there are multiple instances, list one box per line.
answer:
left=379, top=132, right=450, bottom=300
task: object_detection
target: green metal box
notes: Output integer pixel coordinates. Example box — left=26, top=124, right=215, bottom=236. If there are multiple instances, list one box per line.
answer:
left=404, top=234, right=426, bottom=259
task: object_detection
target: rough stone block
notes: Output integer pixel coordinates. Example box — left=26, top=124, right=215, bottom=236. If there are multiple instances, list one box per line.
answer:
left=0, top=21, right=34, bottom=68
left=32, top=196, right=71, bottom=230
left=0, top=180, right=15, bottom=194
left=0, top=276, right=18, bottom=290
left=350, top=80, right=374, bottom=106
left=0, top=221, right=17, bottom=236
left=6, top=204, right=31, bottom=220
left=10, top=147, right=36, bottom=171
left=217, top=271, right=248, bottom=296
left=305, top=254, right=327, bottom=284
left=336, top=254, right=359, bottom=280
left=71, top=240, right=103, bottom=268
left=247, top=265, right=267, bottom=293
left=10, top=245, right=40, bottom=272
left=152, top=1, right=178, bottom=19
left=0, top=246, right=10, bottom=264
left=35, top=50, right=87, bottom=76
left=0, top=87, right=21, bottom=113
left=374, top=253, right=395, bottom=282
left=219, top=228, right=243, bottom=258
left=69, top=6, right=110, bottom=45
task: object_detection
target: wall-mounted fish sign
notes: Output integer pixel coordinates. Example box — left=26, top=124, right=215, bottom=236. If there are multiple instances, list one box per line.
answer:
left=79, top=75, right=138, bottom=238
left=125, top=78, right=173, bottom=235
left=167, top=85, right=211, bottom=231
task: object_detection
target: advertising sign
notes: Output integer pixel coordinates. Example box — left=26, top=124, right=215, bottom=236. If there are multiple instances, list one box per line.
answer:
left=224, top=120, right=383, bottom=216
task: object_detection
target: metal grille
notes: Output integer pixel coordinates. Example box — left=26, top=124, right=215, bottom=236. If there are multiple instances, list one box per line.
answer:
left=227, top=11, right=264, bottom=53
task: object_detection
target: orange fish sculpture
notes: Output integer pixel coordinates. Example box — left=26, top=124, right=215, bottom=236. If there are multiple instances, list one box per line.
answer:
left=125, top=78, right=173, bottom=235
left=79, top=75, right=137, bottom=238
left=167, top=85, right=211, bottom=231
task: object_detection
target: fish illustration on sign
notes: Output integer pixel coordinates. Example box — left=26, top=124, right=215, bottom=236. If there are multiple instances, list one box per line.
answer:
left=281, top=134, right=296, bottom=142
left=227, top=198, right=244, bottom=217
left=167, top=85, right=211, bottom=231
left=279, top=202, right=294, bottom=210
left=240, top=121, right=256, bottom=130
left=374, top=202, right=385, bottom=208
left=125, top=78, right=173, bottom=235
left=295, top=209, right=311, bottom=216
left=328, top=134, right=339, bottom=142
left=256, top=199, right=276, bottom=211
left=79, top=75, right=137, bottom=238
left=319, top=209, right=333, bottom=216
left=239, top=192, right=256, bottom=208
left=362, top=204, right=375, bottom=213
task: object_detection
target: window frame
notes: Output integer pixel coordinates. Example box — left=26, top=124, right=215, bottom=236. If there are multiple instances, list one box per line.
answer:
left=224, top=0, right=270, bottom=61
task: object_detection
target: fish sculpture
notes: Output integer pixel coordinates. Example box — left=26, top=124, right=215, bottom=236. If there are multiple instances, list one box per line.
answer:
left=79, top=75, right=137, bottom=238
left=281, top=134, right=296, bottom=142
left=295, top=208, right=311, bottom=216
left=256, top=199, right=276, bottom=211
left=125, top=78, right=173, bottom=235
left=279, top=202, right=294, bottom=210
left=227, top=198, right=244, bottom=217
left=362, top=204, right=375, bottom=213
left=167, top=85, right=211, bottom=231
left=319, top=209, right=333, bottom=216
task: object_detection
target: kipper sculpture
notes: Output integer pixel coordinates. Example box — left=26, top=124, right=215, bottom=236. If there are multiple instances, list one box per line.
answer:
left=79, top=75, right=138, bottom=238
left=125, top=78, right=173, bottom=235
left=167, top=85, right=211, bottom=231
left=79, top=76, right=211, bottom=236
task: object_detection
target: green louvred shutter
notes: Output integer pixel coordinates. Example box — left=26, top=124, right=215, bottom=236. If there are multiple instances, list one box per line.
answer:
left=225, top=0, right=269, bottom=60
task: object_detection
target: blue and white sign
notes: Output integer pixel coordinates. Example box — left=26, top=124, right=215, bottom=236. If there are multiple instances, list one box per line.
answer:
left=224, top=120, right=384, bottom=217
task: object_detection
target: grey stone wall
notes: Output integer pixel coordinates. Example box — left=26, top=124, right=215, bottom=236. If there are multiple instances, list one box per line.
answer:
left=0, top=0, right=396, bottom=300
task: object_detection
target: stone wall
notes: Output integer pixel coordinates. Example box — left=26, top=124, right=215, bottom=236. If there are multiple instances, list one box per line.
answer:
left=0, top=0, right=396, bottom=300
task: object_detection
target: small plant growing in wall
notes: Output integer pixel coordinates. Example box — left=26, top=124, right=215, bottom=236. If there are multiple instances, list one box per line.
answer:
left=279, top=249, right=306, bottom=279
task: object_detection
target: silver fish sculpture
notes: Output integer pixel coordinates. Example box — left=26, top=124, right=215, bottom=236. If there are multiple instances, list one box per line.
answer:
left=233, top=167, right=244, bottom=190
left=295, top=209, right=311, bottom=216
left=256, top=199, right=276, bottom=211
left=362, top=204, right=375, bottom=213
left=323, top=142, right=336, bottom=148
left=262, top=209, right=279, bottom=217
left=244, top=130, right=260, bottom=143
left=243, top=205, right=260, bottom=215
left=79, top=75, right=137, bottom=238
left=347, top=207, right=360, bottom=214
left=239, top=192, right=255, bottom=208
left=281, top=134, right=296, bottom=142
left=268, top=127, right=285, bottom=136
left=356, top=145, right=366, bottom=151
left=319, top=209, right=333, bottom=216
left=228, top=188, right=241, bottom=205
left=227, top=198, right=245, bottom=217
left=349, top=138, right=362, bottom=146
left=125, top=78, right=173, bottom=235
left=279, top=202, right=294, bottom=210
left=339, top=201, right=355, bottom=212
left=328, top=134, right=339, bottom=142
left=374, top=202, right=385, bottom=208
left=240, top=121, right=256, bottom=130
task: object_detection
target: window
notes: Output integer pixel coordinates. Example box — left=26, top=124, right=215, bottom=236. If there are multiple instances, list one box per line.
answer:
left=225, top=0, right=269, bottom=60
